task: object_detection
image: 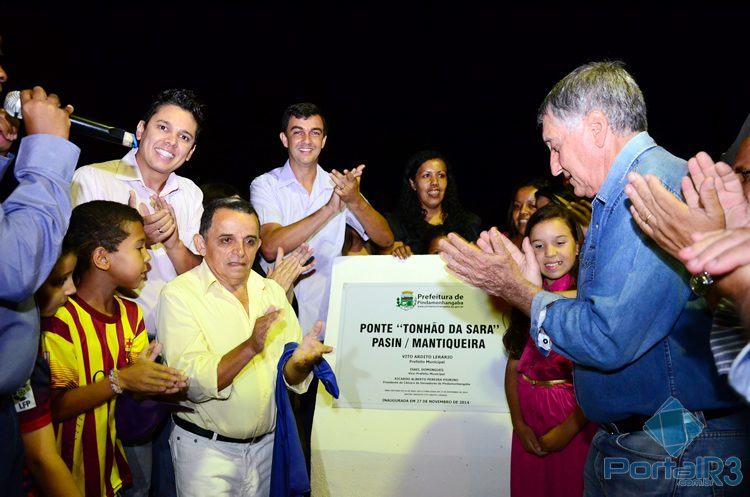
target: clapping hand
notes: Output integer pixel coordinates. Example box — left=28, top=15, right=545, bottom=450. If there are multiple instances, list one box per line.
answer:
left=118, top=340, right=188, bottom=395
left=129, top=192, right=180, bottom=248
left=477, top=229, right=543, bottom=287
left=289, top=321, right=334, bottom=370
left=266, top=244, right=316, bottom=293
left=330, top=165, right=365, bottom=205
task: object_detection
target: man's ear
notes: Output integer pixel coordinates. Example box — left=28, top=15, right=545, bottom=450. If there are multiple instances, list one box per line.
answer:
left=136, top=120, right=146, bottom=141
left=92, top=247, right=110, bottom=271
left=321, top=134, right=327, bottom=150
left=194, top=234, right=207, bottom=256
left=185, top=144, right=197, bottom=163
left=587, top=110, right=609, bottom=148
left=279, top=132, right=289, bottom=149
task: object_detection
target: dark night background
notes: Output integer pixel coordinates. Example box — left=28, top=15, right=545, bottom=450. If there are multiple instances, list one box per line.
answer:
left=2, top=4, right=749, bottom=229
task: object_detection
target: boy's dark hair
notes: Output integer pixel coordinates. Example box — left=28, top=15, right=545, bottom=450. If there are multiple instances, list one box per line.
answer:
left=281, top=102, right=327, bottom=135
left=200, top=198, right=257, bottom=237
left=142, top=88, right=206, bottom=140
left=60, top=227, right=79, bottom=259
left=68, top=201, right=144, bottom=279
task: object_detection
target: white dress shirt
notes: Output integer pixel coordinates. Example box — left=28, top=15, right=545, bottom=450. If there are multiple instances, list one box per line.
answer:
left=250, top=161, right=367, bottom=333
left=71, top=149, right=203, bottom=335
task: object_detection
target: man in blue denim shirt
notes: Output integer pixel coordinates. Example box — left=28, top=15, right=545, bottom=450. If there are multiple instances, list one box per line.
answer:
left=0, top=53, right=79, bottom=496
left=440, top=61, right=748, bottom=496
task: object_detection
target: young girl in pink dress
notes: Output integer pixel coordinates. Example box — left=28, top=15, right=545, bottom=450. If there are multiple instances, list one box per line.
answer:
left=504, top=204, right=597, bottom=497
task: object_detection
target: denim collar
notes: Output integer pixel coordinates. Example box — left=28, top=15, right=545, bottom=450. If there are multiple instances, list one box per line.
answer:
left=595, top=131, right=657, bottom=204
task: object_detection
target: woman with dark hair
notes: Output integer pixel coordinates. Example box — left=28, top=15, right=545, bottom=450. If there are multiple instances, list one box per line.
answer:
left=505, top=177, right=551, bottom=248
left=384, top=150, right=481, bottom=258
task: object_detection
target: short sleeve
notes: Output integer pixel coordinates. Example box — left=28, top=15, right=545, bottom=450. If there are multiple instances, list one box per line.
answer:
left=130, top=315, right=149, bottom=363
left=345, top=197, right=369, bottom=241
left=16, top=355, right=53, bottom=434
left=250, top=175, right=283, bottom=225
left=71, top=166, right=98, bottom=206
left=41, top=314, right=79, bottom=390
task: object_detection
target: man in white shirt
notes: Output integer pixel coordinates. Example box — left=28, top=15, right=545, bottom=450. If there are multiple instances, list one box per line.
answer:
left=250, top=102, right=393, bottom=333
left=71, top=89, right=205, bottom=497
left=250, top=102, right=393, bottom=476
left=72, top=89, right=204, bottom=336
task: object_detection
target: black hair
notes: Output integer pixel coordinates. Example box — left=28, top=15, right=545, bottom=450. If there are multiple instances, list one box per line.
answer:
left=68, top=201, right=144, bottom=279
left=535, top=183, right=574, bottom=206
left=281, top=102, right=327, bottom=135
left=503, top=308, right=530, bottom=361
left=142, top=88, right=206, bottom=140
left=396, top=150, right=475, bottom=252
left=199, top=182, right=242, bottom=207
left=199, top=198, right=258, bottom=238
left=420, top=226, right=449, bottom=254
left=505, top=177, right=551, bottom=239
left=525, top=203, right=585, bottom=249
left=59, top=221, right=81, bottom=258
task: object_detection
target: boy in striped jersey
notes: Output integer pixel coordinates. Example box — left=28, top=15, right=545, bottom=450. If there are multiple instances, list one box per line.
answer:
left=42, top=201, right=188, bottom=497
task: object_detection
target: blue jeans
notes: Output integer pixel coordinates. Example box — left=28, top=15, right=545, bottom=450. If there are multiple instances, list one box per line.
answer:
left=151, top=418, right=177, bottom=497
left=122, top=441, right=152, bottom=497
left=0, top=398, right=23, bottom=497
left=585, top=411, right=750, bottom=496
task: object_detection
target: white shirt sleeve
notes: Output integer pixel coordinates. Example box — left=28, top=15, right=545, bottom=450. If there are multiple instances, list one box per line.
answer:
left=345, top=195, right=370, bottom=241
left=71, top=167, right=98, bottom=206
left=250, top=175, right=283, bottom=225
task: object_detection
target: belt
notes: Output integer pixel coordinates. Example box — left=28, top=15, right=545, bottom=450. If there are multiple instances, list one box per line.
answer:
left=521, top=374, right=572, bottom=387
left=173, top=415, right=270, bottom=444
left=601, top=407, right=742, bottom=435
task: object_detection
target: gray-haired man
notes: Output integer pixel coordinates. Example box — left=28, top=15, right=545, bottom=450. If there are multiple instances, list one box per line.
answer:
left=440, top=61, right=748, bottom=496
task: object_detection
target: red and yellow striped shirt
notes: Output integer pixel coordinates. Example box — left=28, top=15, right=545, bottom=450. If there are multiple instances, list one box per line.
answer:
left=42, top=294, right=148, bottom=497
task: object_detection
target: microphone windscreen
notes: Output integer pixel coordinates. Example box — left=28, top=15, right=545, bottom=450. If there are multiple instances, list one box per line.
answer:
left=3, top=91, right=22, bottom=119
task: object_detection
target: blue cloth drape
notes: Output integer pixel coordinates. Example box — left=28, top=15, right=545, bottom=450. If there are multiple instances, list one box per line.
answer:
left=271, top=342, right=339, bottom=497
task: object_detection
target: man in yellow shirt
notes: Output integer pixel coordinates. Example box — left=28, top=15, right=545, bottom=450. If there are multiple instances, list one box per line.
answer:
left=157, top=197, right=331, bottom=497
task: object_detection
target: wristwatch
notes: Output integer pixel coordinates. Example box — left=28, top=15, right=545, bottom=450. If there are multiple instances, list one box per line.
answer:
left=689, top=271, right=714, bottom=297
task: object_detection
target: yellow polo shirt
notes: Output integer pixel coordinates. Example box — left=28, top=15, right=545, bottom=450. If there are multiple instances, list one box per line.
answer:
left=157, top=260, right=309, bottom=439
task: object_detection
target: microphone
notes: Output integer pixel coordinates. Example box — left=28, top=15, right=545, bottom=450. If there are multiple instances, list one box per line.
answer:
left=3, top=91, right=137, bottom=148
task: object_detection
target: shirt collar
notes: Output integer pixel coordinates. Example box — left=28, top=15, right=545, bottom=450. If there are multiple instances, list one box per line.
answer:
left=115, top=148, right=181, bottom=196
left=276, top=160, right=334, bottom=194
left=595, top=131, right=657, bottom=204
left=196, top=258, right=267, bottom=295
